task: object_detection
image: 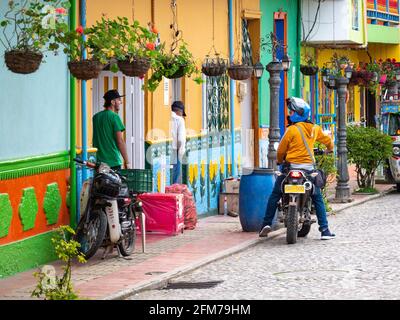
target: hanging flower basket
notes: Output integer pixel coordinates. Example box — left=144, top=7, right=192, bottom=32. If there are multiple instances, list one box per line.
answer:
left=164, top=63, right=187, bottom=79
left=117, top=56, right=151, bottom=77
left=68, top=60, right=104, bottom=80
left=300, top=65, right=318, bottom=76
left=202, top=56, right=227, bottom=77
left=4, top=50, right=43, bottom=74
left=227, top=64, right=253, bottom=81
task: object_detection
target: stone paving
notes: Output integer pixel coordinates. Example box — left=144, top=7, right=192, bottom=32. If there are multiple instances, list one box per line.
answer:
left=130, top=191, right=400, bottom=300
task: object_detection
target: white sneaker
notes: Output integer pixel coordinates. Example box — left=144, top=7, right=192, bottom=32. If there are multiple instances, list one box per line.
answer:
left=259, top=225, right=272, bottom=237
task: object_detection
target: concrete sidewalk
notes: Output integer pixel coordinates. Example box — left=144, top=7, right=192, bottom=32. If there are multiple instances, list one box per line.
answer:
left=0, top=175, right=395, bottom=300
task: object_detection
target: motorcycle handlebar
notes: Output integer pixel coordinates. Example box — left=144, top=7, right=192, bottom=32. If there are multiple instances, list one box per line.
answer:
left=73, top=157, right=97, bottom=169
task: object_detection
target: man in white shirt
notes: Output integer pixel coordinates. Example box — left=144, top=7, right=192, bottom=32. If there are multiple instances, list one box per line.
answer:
left=170, top=101, right=187, bottom=184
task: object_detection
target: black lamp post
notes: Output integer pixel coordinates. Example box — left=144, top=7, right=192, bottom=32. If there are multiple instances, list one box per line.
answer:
left=259, top=32, right=291, bottom=170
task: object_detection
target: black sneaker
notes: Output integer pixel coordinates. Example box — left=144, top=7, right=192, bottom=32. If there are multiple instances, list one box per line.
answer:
left=259, top=225, right=272, bottom=237
left=320, top=228, right=336, bottom=240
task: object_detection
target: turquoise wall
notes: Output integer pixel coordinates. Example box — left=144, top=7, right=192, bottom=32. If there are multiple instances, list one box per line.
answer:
left=259, top=0, right=300, bottom=127
left=0, top=3, right=69, bottom=161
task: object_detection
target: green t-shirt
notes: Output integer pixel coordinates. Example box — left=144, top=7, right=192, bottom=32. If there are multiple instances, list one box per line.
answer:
left=92, top=109, right=125, bottom=168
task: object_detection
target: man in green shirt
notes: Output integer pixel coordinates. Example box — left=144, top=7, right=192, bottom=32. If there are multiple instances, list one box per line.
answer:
left=92, top=89, right=131, bottom=170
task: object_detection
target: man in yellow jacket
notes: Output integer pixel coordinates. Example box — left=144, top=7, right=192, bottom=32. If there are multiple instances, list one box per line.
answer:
left=259, top=97, right=336, bottom=240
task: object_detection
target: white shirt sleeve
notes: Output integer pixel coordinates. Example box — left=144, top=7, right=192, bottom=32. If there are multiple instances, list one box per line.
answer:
left=177, top=117, right=186, bottom=160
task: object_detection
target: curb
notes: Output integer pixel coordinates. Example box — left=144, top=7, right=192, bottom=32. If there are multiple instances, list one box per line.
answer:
left=103, top=228, right=286, bottom=300
left=329, top=187, right=394, bottom=215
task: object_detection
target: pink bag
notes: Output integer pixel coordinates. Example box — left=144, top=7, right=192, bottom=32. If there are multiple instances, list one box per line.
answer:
left=165, top=184, right=197, bottom=230
left=137, top=193, right=184, bottom=235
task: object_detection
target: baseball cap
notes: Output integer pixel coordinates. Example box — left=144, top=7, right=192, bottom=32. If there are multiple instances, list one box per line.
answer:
left=171, top=100, right=186, bottom=117
left=103, top=89, right=125, bottom=101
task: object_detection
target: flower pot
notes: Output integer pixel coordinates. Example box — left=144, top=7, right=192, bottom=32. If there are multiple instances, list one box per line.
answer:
left=227, top=64, right=253, bottom=81
left=202, top=63, right=226, bottom=77
left=164, top=64, right=187, bottom=79
left=5, top=50, right=43, bottom=74
left=300, top=65, right=319, bottom=76
left=117, top=56, right=151, bottom=78
left=68, top=60, right=104, bottom=80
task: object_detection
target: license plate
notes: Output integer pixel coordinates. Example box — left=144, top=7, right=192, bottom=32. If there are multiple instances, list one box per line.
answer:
left=284, top=185, right=305, bottom=194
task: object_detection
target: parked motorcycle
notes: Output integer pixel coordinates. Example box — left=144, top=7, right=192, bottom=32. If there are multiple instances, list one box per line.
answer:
left=73, top=158, right=142, bottom=259
left=275, top=148, right=325, bottom=244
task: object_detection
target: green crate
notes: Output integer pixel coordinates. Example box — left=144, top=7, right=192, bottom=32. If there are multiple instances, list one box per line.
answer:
left=119, top=169, right=153, bottom=193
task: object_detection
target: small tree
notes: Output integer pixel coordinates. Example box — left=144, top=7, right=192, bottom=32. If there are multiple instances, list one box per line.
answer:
left=347, top=125, right=393, bottom=191
left=31, top=225, right=86, bottom=300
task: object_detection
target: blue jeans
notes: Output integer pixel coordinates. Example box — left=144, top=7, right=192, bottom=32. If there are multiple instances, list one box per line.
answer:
left=171, top=150, right=182, bottom=184
left=262, top=174, right=329, bottom=232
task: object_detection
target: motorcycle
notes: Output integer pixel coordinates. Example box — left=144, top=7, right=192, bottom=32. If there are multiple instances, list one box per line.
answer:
left=73, top=158, right=142, bottom=259
left=275, top=148, right=325, bottom=244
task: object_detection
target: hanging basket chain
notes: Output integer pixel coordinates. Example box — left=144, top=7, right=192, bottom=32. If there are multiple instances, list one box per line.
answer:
left=170, top=0, right=182, bottom=53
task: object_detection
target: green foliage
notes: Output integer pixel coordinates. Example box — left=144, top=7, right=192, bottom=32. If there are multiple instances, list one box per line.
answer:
left=0, top=0, right=70, bottom=55
left=355, top=187, right=378, bottom=194
left=347, top=125, right=393, bottom=189
left=144, top=41, right=203, bottom=92
left=314, top=142, right=337, bottom=212
left=301, top=52, right=317, bottom=67
left=31, top=225, right=86, bottom=300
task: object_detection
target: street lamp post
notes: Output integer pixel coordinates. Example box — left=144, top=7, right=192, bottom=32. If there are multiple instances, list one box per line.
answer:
left=259, top=32, right=291, bottom=170
left=266, top=61, right=283, bottom=170
left=334, top=76, right=352, bottom=202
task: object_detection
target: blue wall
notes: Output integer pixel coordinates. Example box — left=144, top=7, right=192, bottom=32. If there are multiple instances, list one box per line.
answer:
left=0, top=3, right=69, bottom=161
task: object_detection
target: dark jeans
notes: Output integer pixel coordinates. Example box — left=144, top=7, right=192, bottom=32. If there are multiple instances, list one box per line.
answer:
left=171, top=150, right=182, bottom=184
left=262, top=173, right=329, bottom=232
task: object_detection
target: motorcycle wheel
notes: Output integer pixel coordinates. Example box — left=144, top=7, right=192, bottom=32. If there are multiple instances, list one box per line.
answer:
left=297, top=222, right=311, bottom=237
left=286, top=204, right=298, bottom=244
left=118, top=207, right=136, bottom=256
left=75, top=210, right=107, bottom=260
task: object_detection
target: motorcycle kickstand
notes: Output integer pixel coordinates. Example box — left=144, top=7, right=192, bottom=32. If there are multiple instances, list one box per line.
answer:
left=116, top=246, right=133, bottom=260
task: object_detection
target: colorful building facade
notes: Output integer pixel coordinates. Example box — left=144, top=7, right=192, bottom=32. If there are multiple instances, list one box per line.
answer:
left=0, top=2, right=72, bottom=278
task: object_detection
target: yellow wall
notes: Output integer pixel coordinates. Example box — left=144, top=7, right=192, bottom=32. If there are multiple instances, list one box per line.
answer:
left=315, top=44, right=400, bottom=124
left=74, top=0, right=260, bottom=146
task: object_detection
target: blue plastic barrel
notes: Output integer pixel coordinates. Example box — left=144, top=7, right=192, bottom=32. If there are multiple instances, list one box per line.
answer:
left=239, top=168, right=276, bottom=232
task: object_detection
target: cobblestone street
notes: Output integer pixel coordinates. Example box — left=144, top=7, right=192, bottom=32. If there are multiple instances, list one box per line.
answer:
left=129, top=191, right=400, bottom=300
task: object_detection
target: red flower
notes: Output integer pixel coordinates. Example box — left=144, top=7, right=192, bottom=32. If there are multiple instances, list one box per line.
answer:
left=392, top=58, right=396, bottom=63
left=76, top=26, right=84, bottom=34
left=151, top=26, right=158, bottom=34
left=55, top=7, right=67, bottom=14
left=146, top=43, right=155, bottom=50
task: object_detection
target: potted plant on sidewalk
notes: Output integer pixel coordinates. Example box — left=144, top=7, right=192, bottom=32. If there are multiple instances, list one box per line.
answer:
left=0, top=0, right=70, bottom=74
left=347, top=125, right=393, bottom=193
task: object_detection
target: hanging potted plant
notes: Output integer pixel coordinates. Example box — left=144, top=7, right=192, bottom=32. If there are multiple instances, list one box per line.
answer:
left=0, top=0, right=70, bottom=74
left=144, top=41, right=202, bottom=92
left=300, top=53, right=319, bottom=76
left=56, top=20, right=111, bottom=80
left=101, top=17, right=159, bottom=77
left=381, top=58, right=398, bottom=94
left=201, top=0, right=227, bottom=77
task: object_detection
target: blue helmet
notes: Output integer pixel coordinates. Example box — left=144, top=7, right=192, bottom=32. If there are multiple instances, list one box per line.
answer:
left=286, top=97, right=311, bottom=123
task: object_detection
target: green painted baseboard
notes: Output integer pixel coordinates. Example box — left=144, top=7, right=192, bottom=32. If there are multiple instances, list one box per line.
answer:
left=0, top=231, right=58, bottom=279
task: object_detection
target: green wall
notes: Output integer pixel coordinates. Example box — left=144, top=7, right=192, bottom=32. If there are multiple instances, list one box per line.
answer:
left=259, top=0, right=300, bottom=127
left=0, top=231, right=58, bottom=279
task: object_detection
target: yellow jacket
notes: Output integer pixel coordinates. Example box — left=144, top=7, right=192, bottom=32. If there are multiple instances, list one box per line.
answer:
left=277, top=122, right=334, bottom=164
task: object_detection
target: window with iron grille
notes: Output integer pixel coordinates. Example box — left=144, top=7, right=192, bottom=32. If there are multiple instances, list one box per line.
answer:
left=205, top=74, right=230, bottom=132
